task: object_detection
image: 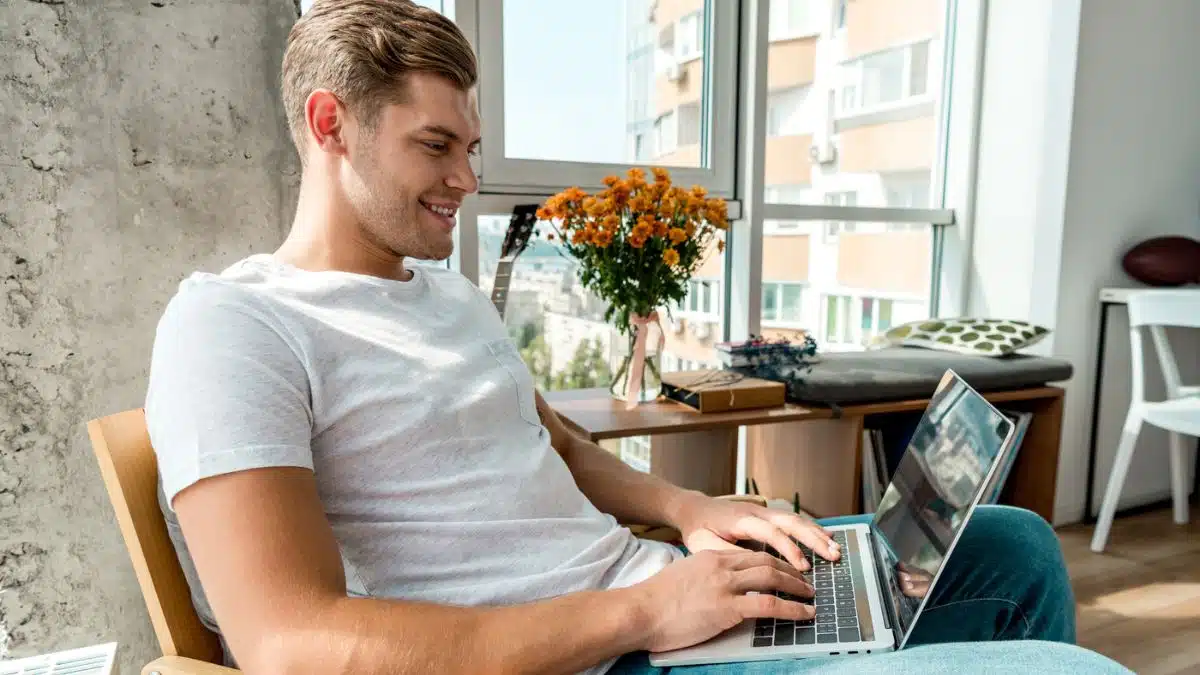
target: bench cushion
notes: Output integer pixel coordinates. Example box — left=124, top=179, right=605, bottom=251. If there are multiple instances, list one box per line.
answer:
left=741, top=347, right=1073, bottom=405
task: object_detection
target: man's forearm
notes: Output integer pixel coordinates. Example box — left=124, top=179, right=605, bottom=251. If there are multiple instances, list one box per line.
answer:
left=561, top=433, right=699, bottom=528
left=250, top=585, right=649, bottom=675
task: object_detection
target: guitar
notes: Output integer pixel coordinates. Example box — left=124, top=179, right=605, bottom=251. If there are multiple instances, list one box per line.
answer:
left=490, top=204, right=540, bottom=320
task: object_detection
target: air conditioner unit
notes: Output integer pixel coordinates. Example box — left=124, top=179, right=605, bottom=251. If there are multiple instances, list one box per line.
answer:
left=0, top=642, right=118, bottom=675
left=672, top=318, right=686, bottom=334
left=691, top=321, right=712, bottom=341
left=665, top=63, right=685, bottom=83
left=809, top=140, right=837, bottom=165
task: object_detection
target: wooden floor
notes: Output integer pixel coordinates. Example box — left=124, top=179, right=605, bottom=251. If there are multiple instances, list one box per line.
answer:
left=1059, top=504, right=1200, bottom=675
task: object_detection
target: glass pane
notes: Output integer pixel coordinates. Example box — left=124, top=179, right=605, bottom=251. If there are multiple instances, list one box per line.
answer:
left=663, top=232, right=726, bottom=373
left=502, top=0, right=709, bottom=168
left=763, top=0, right=947, bottom=208
left=478, top=214, right=620, bottom=392
left=762, top=284, right=779, bottom=321
left=781, top=284, right=804, bottom=321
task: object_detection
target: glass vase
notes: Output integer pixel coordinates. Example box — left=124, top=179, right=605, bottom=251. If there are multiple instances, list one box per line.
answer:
left=609, top=330, right=663, bottom=405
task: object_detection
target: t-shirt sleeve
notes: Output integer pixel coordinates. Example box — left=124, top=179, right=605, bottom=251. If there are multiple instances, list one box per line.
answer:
left=145, top=280, right=314, bottom=509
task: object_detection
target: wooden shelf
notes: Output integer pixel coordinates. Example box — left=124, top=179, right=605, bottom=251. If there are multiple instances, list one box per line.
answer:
left=546, top=386, right=1065, bottom=521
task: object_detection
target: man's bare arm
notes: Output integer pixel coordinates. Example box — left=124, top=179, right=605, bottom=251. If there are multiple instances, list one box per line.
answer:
left=534, top=392, right=701, bottom=529
left=173, top=467, right=648, bottom=675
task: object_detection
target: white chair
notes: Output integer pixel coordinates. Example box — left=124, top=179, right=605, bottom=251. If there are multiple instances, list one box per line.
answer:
left=1091, top=289, right=1200, bottom=553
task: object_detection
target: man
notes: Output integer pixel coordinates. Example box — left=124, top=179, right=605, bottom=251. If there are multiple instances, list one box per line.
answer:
left=146, top=1, right=1126, bottom=673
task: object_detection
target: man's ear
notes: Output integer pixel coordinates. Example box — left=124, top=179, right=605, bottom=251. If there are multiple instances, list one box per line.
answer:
left=305, top=89, right=350, bottom=158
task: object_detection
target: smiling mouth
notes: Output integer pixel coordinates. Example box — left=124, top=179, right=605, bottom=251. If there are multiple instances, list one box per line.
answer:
left=419, top=199, right=458, bottom=229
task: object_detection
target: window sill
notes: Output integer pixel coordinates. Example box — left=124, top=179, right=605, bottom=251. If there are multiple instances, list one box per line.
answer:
left=768, top=30, right=821, bottom=44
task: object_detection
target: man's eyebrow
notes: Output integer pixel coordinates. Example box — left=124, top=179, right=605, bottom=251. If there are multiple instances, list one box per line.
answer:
left=418, top=125, right=481, bottom=147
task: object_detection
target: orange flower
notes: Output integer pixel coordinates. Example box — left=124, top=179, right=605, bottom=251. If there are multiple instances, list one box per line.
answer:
left=629, top=193, right=652, bottom=213
left=564, top=186, right=587, bottom=202
left=662, top=248, right=680, bottom=266
left=651, top=166, right=671, bottom=184
left=686, top=221, right=696, bottom=237
left=602, top=175, right=620, bottom=187
left=668, top=227, right=688, bottom=244
left=653, top=218, right=669, bottom=237
left=627, top=167, right=646, bottom=182
left=705, top=198, right=729, bottom=229
left=608, top=180, right=631, bottom=206
left=582, top=196, right=598, bottom=213
left=629, top=233, right=648, bottom=249
left=594, top=229, right=614, bottom=247
left=602, top=214, right=620, bottom=231
left=571, top=229, right=589, bottom=245
left=690, top=184, right=707, bottom=199
left=632, top=220, right=653, bottom=239
left=536, top=206, right=551, bottom=221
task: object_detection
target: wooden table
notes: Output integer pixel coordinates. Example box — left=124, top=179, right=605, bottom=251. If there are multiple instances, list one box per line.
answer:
left=545, top=386, right=1065, bottom=521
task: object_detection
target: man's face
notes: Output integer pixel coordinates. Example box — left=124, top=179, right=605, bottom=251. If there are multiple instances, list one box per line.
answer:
left=342, top=73, right=481, bottom=261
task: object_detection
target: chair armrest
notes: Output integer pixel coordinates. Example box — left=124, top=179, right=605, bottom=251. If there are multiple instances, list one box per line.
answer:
left=142, top=656, right=241, bottom=675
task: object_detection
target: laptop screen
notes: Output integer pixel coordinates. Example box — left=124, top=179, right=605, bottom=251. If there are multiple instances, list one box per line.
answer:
left=870, top=371, right=1014, bottom=647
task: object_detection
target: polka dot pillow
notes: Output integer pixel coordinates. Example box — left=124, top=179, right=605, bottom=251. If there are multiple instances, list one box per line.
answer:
left=876, top=318, right=1051, bottom=356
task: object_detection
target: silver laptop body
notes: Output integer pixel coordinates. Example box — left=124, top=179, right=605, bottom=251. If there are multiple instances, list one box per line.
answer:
left=650, top=370, right=1016, bottom=667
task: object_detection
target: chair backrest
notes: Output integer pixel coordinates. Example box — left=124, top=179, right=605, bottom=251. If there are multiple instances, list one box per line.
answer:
left=1126, top=289, right=1200, bottom=402
left=87, top=409, right=224, bottom=665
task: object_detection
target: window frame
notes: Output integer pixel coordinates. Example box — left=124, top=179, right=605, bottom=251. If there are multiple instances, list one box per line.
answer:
left=472, top=0, right=739, bottom=197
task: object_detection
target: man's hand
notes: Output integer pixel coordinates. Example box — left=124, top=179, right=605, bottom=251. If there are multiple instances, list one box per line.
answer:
left=631, top=549, right=815, bottom=653
left=668, top=491, right=841, bottom=572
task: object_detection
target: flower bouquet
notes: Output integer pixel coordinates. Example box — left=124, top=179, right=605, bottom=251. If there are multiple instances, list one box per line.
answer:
left=538, top=167, right=729, bottom=407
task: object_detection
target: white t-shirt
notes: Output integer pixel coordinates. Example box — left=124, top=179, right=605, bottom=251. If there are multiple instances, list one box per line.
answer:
left=145, top=254, right=681, bottom=673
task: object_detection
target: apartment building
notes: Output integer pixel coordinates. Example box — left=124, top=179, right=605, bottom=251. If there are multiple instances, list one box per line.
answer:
left=636, top=0, right=944, bottom=369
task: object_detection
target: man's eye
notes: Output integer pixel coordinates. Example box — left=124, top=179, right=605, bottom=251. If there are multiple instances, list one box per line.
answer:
left=468, top=146, right=481, bottom=158
left=423, top=141, right=448, bottom=153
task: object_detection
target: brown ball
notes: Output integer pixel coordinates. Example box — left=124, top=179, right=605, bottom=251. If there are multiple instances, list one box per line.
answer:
left=1122, top=236, right=1200, bottom=287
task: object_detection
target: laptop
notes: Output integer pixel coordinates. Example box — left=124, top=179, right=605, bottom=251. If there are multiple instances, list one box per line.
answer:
left=649, top=370, right=1016, bottom=666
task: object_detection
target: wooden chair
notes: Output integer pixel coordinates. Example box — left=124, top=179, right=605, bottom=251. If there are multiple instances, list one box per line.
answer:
left=88, top=409, right=238, bottom=675
left=88, top=407, right=766, bottom=674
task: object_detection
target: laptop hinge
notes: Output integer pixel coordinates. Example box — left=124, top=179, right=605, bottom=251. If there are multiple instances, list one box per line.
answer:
left=866, top=525, right=895, bottom=632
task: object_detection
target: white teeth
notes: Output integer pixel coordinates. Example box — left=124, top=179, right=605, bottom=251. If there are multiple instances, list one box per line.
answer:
left=424, top=202, right=455, bottom=217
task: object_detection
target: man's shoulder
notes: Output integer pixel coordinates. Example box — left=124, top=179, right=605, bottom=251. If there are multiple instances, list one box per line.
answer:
left=157, top=255, right=289, bottom=337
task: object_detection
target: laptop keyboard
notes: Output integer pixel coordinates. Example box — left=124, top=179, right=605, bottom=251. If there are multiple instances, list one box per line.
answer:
left=749, top=530, right=863, bottom=647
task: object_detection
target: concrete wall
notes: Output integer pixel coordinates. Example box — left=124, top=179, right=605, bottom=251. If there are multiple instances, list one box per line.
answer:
left=0, top=0, right=299, bottom=670
left=969, top=0, right=1200, bottom=524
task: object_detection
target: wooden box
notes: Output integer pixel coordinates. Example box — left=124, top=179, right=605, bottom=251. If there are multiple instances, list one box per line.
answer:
left=660, top=370, right=786, bottom=413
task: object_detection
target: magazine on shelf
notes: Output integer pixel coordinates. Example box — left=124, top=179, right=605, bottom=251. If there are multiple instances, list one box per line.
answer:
left=981, top=410, right=1034, bottom=504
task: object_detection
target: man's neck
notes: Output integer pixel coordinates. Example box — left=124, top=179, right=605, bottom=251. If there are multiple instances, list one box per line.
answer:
left=278, top=178, right=413, bottom=283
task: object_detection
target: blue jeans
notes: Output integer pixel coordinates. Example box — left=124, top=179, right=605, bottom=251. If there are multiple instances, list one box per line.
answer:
left=610, top=506, right=1129, bottom=674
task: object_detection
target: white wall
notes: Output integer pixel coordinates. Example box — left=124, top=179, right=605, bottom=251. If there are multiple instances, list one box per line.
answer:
left=970, top=0, right=1200, bottom=525
left=1054, top=0, right=1200, bottom=524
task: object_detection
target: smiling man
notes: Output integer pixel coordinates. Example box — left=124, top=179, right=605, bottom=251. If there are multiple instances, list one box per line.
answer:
left=143, top=1, right=1126, bottom=674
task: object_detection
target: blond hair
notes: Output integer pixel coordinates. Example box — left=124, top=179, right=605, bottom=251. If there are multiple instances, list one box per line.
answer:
left=282, top=0, right=477, bottom=162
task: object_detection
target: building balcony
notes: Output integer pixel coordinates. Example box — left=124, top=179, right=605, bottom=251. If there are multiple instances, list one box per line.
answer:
left=836, top=114, right=934, bottom=175
left=835, top=230, right=931, bottom=296
left=654, top=56, right=704, bottom=116
left=762, top=232, right=811, bottom=283
left=650, top=0, right=704, bottom=28
left=846, top=0, right=942, bottom=61
left=765, top=133, right=814, bottom=186
left=653, top=143, right=702, bottom=168
left=767, top=35, right=818, bottom=90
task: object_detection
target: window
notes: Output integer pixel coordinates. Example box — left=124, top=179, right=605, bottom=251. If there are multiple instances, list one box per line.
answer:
left=823, top=191, right=857, bottom=241
left=860, top=297, right=894, bottom=343
left=683, top=279, right=721, bottom=317
left=762, top=283, right=805, bottom=324
left=766, top=86, right=811, bottom=137
left=478, top=0, right=738, bottom=194
left=833, top=0, right=847, bottom=32
left=477, top=213, right=621, bottom=393
left=654, top=110, right=678, bottom=156
left=769, top=0, right=819, bottom=40
left=840, top=41, right=935, bottom=115
left=678, top=103, right=702, bottom=147
left=676, top=12, right=702, bottom=61
left=619, top=436, right=651, bottom=473
left=823, top=294, right=852, bottom=344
